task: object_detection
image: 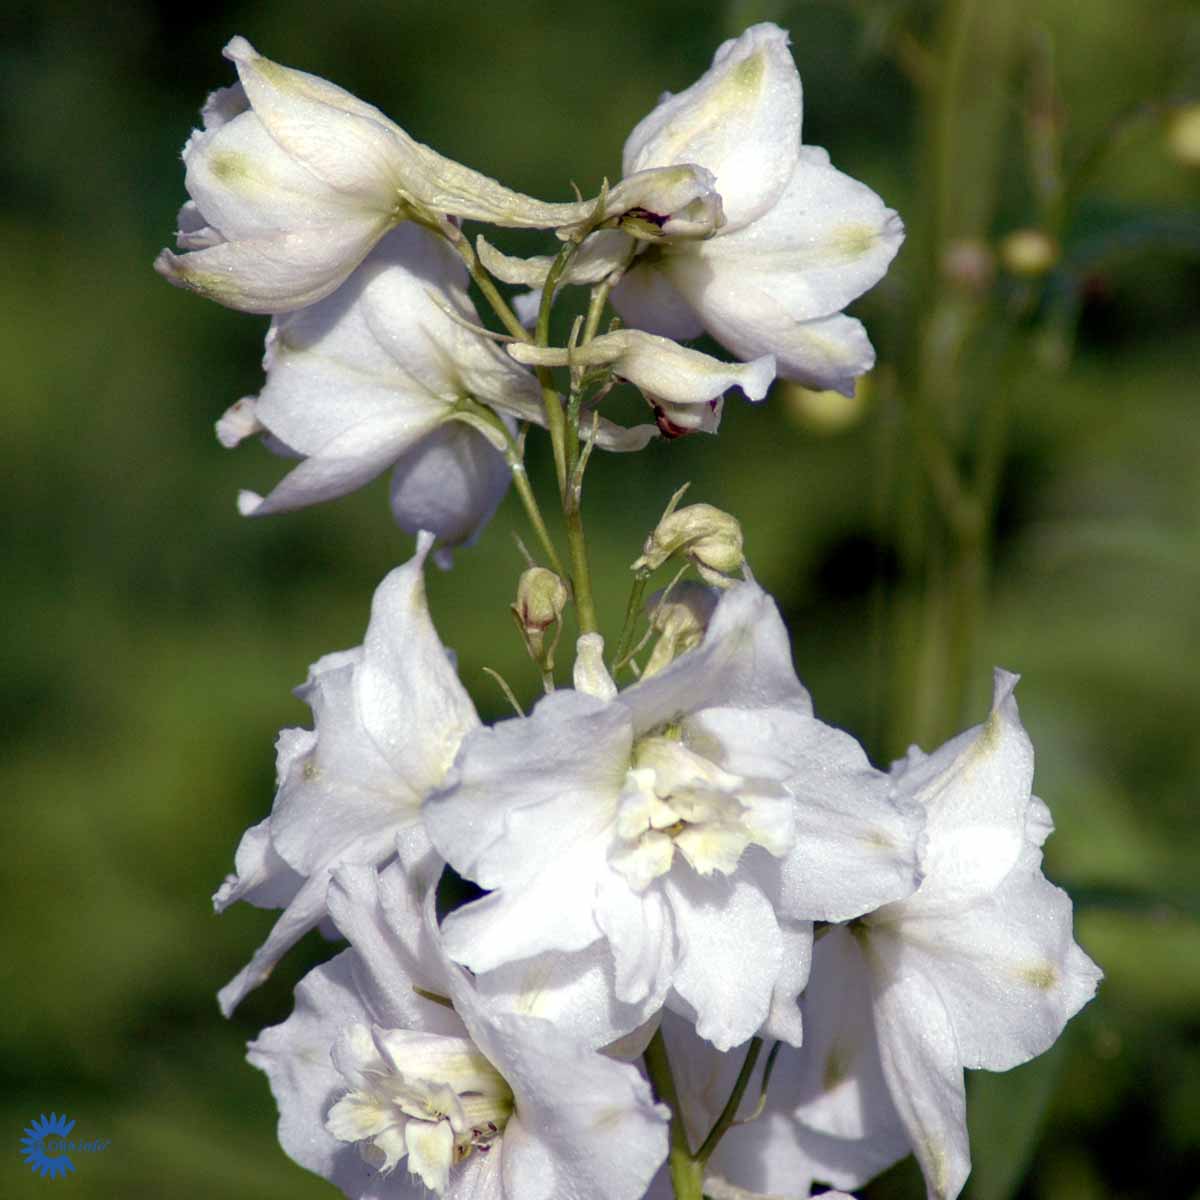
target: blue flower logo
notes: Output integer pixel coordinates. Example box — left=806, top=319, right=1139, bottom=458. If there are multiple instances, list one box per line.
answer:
left=21, top=1113, right=76, bottom=1179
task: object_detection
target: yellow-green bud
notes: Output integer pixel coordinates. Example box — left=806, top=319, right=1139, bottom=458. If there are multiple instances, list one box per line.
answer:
left=633, top=502, right=744, bottom=587
left=999, top=229, right=1059, bottom=278
left=642, top=582, right=719, bottom=678
left=512, top=567, right=568, bottom=667
left=514, top=567, right=568, bottom=632
left=781, top=376, right=869, bottom=436
left=1166, top=104, right=1200, bottom=168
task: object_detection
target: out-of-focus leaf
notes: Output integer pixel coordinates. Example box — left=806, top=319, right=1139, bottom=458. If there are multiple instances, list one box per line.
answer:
left=965, top=1041, right=1066, bottom=1200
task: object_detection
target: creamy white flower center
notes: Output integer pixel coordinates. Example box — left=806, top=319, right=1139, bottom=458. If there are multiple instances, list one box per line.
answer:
left=326, top=1024, right=514, bottom=1195
left=610, top=734, right=792, bottom=888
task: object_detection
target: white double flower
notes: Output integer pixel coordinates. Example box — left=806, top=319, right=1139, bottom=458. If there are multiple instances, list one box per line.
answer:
left=424, top=583, right=922, bottom=1051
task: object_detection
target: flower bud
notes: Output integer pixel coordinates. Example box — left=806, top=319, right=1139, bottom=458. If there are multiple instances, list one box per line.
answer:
left=573, top=633, right=617, bottom=701
left=642, top=582, right=719, bottom=677
left=999, top=229, right=1059, bottom=278
left=512, top=567, right=568, bottom=666
left=1166, top=103, right=1200, bottom=168
left=782, top=375, right=869, bottom=436
left=633, top=503, right=744, bottom=587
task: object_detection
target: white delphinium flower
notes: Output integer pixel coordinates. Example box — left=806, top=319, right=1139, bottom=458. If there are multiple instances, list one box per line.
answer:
left=780, top=672, right=1101, bottom=1200
left=424, top=582, right=922, bottom=1052
left=214, top=532, right=476, bottom=1015
left=155, top=37, right=723, bottom=314
left=611, top=23, right=904, bottom=396
left=218, top=223, right=653, bottom=540
left=249, top=861, right=669, bottom=1199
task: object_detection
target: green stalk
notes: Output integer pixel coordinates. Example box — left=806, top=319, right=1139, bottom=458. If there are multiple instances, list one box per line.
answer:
left=643, top=1029, right=703, bottom=1200
left=695, top=1038, right=763, bottom=1166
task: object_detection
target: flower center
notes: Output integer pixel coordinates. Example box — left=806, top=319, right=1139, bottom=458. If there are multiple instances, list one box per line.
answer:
left=326, top=1024, right=514, bottom=1195
left=609, top=733, right=792, bottom=888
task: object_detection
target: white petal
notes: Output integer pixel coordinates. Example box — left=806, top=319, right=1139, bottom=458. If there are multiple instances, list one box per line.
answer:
left=595, top=870, right=678, bottom=1007
left=216, top=827, right=396, bottom=1016
left=473, top=939, right=650, bottom=1050
left=688, top=147, right=905, bottom=322
left=609, top=264, right=705, bottom=341
left=692, top=707, right=921, bottom=922
left=473, top=1012, right=670, bottom=1200
left=247, top=952, right=385, bottom=1197
left=242, top=410, right=438, bottom=514
left=869, top=954, right=971, bottom=1200
left=622, top=23, right=802, bottom=231
left=620, top=581, right=812, bottom=737
left=665, top=870, right=782, bottom=1050
left=389, top=420, right=511, bottom=547
left=268, top=650, right=423, bottom=879
left=212, top=816, right=304, bottom=913
left=356, top=531, right=480, bottom=794
left=439, top=841, right=607, bottom=973
left=880, top=854, right=1101, bottom=1072
left=325, top=865, right=460, bottom=1032
left=154, top=216, right=390, bottom=314
left=889, top=669, right=1033, bottom=914
left=424, top=689, right=631, bottom=891
left=653, top=261, right=879, bottom=395
left=761, top=917, right=812, bottom=1047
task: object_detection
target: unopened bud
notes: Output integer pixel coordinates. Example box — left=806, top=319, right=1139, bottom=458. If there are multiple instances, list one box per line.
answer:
left=782, top=375, right=869, bottom=436
left=941, top=238, right=996, bottom=296
left=1166, top=103, right=1200, bottom=168
left=999, top=229, right=1059, bottom=278
left=512, top=567, right=568, bottom=666
left=633, top=503, right=744, bottom=587
left=573, top=633, right=617, bottom=701
left=642, top=582, right=719, bottom=678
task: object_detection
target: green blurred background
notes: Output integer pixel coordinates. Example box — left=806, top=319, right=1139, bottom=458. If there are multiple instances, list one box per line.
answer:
left=2, top=0, right=1198, bottom=1196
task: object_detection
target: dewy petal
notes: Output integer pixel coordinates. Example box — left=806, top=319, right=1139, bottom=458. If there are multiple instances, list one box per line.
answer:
left=886, top=669, right=1033, bottom=915
left=693, top=706, right=921, bottom=922
left=789, top=929, right=909, bottom=1182
left=590, top=868, right=677, bottom=1010
left=619, top=581, right=812, bottom=737
left=684, top=146, right=905, bottom=322
left=878, top=850, right=1101, bottom=1072
left=509, top=330, right=775, bottom=408
left=247, top=952, right=390, bottom=1197
left=652, top=260, right=878, bottom=396
left=356, top=531, right=480, bottom=794
left=664, top=870, right=782, bottom=1050
left=155, top=217, right=390, bottom=314
left=622, top=23, right=803, bottom=232
left=388, top=420, right=511, bottom=547
left=867, top=950, right=972, bottom=1200
left=607, top=262, right=706, bottom=341
left=424, top=689, right=631, bottom=891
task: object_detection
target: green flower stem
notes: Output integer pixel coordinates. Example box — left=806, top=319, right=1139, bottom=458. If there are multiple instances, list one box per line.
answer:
left=455, top=400, right=566, bottom=579
left=611, top=571, right=650, bottom=673
left=581, top=277, right=614, bottom=345
left=440, top=223, right=531, bottom=343
left=695, top=1037, right=763, bottom=1166
left=534, top=238, right=604, bottom=635
left=563, top=498, right=599, bottom=635
left=643, top=1029, right=703, bottom=1200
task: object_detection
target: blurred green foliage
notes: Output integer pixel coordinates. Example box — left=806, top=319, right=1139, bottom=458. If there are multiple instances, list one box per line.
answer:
left=1, top=0, right=1197, bottom=1197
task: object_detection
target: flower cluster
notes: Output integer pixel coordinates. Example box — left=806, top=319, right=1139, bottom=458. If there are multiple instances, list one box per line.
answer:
left=160, top=22, right=1099, bottom=1200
